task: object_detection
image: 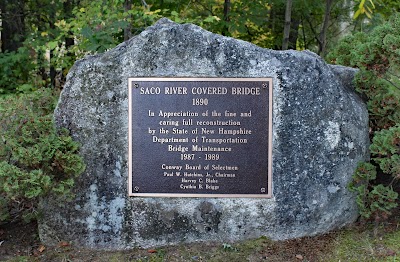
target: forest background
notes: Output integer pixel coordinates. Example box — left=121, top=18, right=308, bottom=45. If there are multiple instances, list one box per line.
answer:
left=0, top=0, right=400, bottom=233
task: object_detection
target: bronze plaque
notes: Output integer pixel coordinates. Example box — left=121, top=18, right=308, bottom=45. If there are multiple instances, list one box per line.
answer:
left=128, top=78, right=273, bottom=198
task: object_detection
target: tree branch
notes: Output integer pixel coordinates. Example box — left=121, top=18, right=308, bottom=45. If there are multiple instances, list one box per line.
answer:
left=383, top=77, right=400, bottom=90
left=141, top=0, right=149, bottom=9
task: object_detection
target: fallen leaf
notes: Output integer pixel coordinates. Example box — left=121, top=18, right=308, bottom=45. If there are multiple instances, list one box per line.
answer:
left=387, top=249, right=396, bottom=256
left=38, top=245, right=46, bottom=253
left=296, top=254, right=304, bottom=260
left=147, top=249, right=157, bottom=253
left=59, top=241, right=70, bottom=247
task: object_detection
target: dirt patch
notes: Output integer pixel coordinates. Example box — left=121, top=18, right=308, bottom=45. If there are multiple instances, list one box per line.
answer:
left=0, top=217, right=399, bottom=262
left=0, top=221, right=40, bottom=260
left=0, top=221, right=345, bottom=262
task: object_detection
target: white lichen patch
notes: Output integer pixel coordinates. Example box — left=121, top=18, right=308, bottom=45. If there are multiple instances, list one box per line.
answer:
left=327, top=184, right=340, bottom=194
left=86, top=184, right=99, bottom=232
left=324, top=121, right=340, bottom=149
left=114, top=158, right=122, bottom=177
left=85, top=183, right=125, bottom=245
left=109, top=197, right=125, bottom=234
left=346, top=141, right=354, bottom=149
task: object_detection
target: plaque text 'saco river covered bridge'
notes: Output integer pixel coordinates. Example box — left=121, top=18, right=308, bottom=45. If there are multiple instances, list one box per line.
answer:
left=39, top=19, right=369, bottom=249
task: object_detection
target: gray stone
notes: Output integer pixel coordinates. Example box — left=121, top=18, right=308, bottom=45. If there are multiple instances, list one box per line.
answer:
left=39, top=18, right=369, bottom=249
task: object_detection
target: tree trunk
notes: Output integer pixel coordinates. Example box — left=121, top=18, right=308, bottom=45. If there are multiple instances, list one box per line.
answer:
left=124, top=0, right=132, bottom=41
left=63, top=0, right=74, bottom=48
left=222, top=0, right=231, bottom=36
left=49, top=9, right=56, bottom=88
left=0, top=2, right=3, bottom=52
left=318, top=0, right=335, bottom=56
left=61, top=0, right=75, bottom=88
left=288, top=17, right=300, bottom=50
left=300, top=15, right=308, bottom=49
left=282, top=0, right=293, bottom=50
left=0, top=1, right=25, bottom=52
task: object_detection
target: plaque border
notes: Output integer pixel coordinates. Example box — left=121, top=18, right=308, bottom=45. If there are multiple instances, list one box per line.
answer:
left=128, top=77, right=273, bottom=198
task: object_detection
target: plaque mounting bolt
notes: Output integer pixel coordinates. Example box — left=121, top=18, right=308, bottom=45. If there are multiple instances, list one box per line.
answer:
left=134, top=186, right=139, bottom=192
left=261, top=188, right=266, bottom=193
left=134, top=83, right=139, bottom=88
left=262, top=82, right=268, bottom=89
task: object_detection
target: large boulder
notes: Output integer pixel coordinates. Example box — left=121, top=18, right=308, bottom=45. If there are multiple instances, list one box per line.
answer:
left=39, top=18, right=369, bottom=249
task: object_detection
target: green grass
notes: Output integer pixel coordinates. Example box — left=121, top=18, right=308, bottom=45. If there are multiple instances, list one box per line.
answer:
left=327, top=226, right=400, bottom=262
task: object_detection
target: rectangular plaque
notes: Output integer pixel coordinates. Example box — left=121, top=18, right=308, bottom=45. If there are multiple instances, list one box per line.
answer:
left=128, top=78, right=273, bottom=198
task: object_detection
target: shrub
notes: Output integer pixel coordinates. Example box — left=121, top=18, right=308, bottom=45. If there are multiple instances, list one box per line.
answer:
left=0, top=89, right=85, bottom=222
left=349, top=162, right=398, bottom=220
left=0, top=47, right=48, bottom=95
left=328, top=14, right=400, bottom=221
left=328, top=14, right=400, bottom=132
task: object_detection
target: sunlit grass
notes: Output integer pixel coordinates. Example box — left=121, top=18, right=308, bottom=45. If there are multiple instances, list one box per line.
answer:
left=326, top=225, right=400, bottom=262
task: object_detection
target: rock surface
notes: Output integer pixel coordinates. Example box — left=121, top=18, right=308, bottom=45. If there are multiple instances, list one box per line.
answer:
left=39, top=18, right=369, bottom=249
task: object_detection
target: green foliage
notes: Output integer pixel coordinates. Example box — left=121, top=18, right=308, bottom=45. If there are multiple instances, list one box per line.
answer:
left=353, top=0, right=400, bottom=21
left=4, top=0, right=377, bottom=87
left=328, top=14, right=400, bottom=131
left=329, top=14, right=400, bottom=220
left=354, top=0, right=377, bottom=19
left=0, top=89, right=85, bottom=222
left=36, top=0, right=220, bottom=80
left=370, top=125, right=400, bottom=177
left=0, top=48, right=45, bottom=94
left=64, top=1, right=220, bottom=53
left=225, top=1, right=273, bottom=48
left=66, top=2, right=130, bottom=53
left=349, top=163, right=398, bottom=220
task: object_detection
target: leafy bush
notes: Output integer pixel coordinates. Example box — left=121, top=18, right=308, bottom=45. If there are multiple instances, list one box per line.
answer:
left=328, top=14, right=400, bottom=220
left=328, top=14, right=400, bottom=131
left=0, top=89, right=85, bottom=222
left=349, top=124, right=400, bottom=220
left=0, top=47, right=46, bottom=95
left=349, top=162, right=398, bottom=220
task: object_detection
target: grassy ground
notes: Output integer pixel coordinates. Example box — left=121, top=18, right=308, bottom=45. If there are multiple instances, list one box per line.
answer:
left=1, top=219, right=400, bottom=262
